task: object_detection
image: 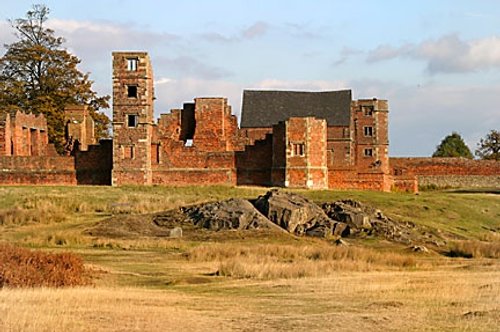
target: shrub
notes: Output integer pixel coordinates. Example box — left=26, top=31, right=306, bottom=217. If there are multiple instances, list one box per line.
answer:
left=0, top=244, right=89, bottom=288
left=446, top=240, right=500, bottom=259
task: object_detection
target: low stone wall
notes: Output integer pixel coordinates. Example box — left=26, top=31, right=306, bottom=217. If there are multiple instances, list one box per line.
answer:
left=390, top=157, right=500, bottom=188
left=0, top=156, right=77, bottom=185
left=152, top=169, right=235, bottom=186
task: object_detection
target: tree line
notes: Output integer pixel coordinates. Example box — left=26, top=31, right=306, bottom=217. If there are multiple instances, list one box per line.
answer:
left=433, top=130, right=499, bottom=161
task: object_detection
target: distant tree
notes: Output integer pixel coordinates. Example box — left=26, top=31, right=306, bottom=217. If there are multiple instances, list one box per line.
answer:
left=432, top=132, right=473, bottom=159
left=0, top=4, right=110, bottom=153
left=475, top=130, right=500, bottom=160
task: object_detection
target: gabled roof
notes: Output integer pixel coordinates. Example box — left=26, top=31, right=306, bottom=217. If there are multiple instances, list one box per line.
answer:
left=240, top=90, right=352, bottom=128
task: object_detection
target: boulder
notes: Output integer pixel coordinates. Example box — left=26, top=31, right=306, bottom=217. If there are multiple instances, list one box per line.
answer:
left=181, top=198, right=279, bottom=231
left=322, top=200, right=371, bottom=230
left=253, top=189, right=335, bottom=237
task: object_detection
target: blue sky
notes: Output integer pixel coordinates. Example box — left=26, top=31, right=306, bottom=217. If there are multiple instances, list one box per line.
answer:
left=1, top=1, right=499, bottom=156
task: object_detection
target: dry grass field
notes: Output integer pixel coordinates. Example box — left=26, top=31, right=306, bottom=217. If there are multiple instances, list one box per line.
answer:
left=1, top=265, right=498, bottom=331
left=0, top=186, right=499, bottom=331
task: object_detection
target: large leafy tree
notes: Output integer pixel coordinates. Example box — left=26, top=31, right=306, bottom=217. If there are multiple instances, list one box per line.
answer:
left=0, top=4, right=110, bottom=153
left=432, top=132, right=473, bottom=159
left=475, top=130, right=500, bottom=160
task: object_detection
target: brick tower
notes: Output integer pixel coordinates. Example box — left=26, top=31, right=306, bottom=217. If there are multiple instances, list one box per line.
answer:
left=271, top=117, right=328, bottom=189
left=353, top=99, right=391, bottom=190
left=111, top=52, right=154, bottom=185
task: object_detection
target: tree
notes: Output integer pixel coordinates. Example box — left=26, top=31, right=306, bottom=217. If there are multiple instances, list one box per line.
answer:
left=432, top=132, right=473, bottom=159
left=0, top=4, right=110, bottom=153
left=475, top=130, right=500, bottom=160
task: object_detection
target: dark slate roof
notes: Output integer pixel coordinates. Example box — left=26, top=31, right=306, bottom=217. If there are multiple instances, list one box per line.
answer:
left=240, top=90, right=352, bottom=128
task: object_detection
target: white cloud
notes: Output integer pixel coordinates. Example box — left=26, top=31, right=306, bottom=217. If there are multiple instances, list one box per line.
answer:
left=154, top=55, right=233, bottom=80
left=0, top=21, right=18, bottom=53
left=251, top=79, right=349, bottom=91
left=350, top=79, right=500, bottom=156
left=46, top=19, right=178, bottom=63
left=154, top=77, right=173, bottom=85
left=241, top=21, right=269, bottom=39
left=367, top=34, right=500, bottom=74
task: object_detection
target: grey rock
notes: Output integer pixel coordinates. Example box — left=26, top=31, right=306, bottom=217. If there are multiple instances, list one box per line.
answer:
left=169, top=227, right=183, bottom=238
left=182, top=198, right=280, bottom=231
left=254, top=189, right=335, bottom=237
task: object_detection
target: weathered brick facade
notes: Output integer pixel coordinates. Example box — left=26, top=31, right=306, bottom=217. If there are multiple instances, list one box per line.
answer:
left=64, top=105, right=95, bottom=151
left=391, top=157, right=500, bottom=189
left=1, top=51, right=498, bottom=191
left=0, top=110, right=111, bottom=186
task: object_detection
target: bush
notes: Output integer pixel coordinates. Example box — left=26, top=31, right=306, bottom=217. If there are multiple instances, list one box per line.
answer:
left=0, top=244, right=89, bottom=288
left=446, top=240, right=500, bottom=259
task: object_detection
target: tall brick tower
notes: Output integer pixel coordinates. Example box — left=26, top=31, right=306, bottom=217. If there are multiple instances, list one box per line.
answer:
left=111, top=52, right=154, bottom=185
left=353, top=99, right=390, bottom=190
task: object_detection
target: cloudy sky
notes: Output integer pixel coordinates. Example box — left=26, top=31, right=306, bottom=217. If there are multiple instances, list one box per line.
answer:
left=1, top=0, right=499, bottom=156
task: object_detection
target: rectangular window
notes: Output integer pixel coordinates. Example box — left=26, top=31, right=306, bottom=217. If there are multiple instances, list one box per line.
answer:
left=127, top=114, right=138, bottom=127
left=291, top=143, right=305, bottom=157
left=127, top=85, right=138, bottom=98
left=364, top=126, right=373, bottom=137
left=126, top=58, right=138, bottom=71
left=363, top=106, right=374, bottom=116
left=151, top=143, right=160, bottom=163
left=364, top=148, right=373, bottom=157
left=123, top=145, right=134, bottom=159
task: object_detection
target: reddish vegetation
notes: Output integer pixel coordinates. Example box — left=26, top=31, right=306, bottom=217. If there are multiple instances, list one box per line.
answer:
left=0, top=244, right=89, bottom=288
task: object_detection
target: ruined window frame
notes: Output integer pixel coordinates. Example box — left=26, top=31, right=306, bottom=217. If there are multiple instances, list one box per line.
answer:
left=122, top=145, right=135, bottom=160
left=127, top=85, right=138, bottom=98
left=364, top=126, right=374, bottom=137
left=126, top=58, right=138, bottom=71
left=127, top=114, right=138, bottom=128
left=364, top=148, right=373, bottom=157
left=363, top=106, right=374, bottom=117
left=291, top=142, right=305, bottom=157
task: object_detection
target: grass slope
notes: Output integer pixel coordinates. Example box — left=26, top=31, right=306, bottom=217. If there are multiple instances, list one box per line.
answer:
left=0, top=186, right=498, bottom=331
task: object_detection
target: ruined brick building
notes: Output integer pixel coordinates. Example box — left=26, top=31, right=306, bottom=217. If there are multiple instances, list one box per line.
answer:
left=0, top=51, right=498, bottom=190
left=111, top=52, right=392, bottom=190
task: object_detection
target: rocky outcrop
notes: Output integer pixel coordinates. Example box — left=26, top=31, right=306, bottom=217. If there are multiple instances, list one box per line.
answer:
left=88, top=189, right=441, bottom=244
left=321, top=200, right=429, bottom=244
left=253, top=189, right=337, bottom=237
left=181, top=198, right=280, bottom=231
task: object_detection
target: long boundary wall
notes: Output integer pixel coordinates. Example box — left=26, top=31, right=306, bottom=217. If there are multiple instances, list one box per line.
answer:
left=390, top=157, right=500, bottom=188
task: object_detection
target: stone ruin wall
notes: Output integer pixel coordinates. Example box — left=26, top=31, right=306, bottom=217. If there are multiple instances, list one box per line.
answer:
left=390, top=157, right=500, bottom=189
left=0, top=109, right=112, bottom=186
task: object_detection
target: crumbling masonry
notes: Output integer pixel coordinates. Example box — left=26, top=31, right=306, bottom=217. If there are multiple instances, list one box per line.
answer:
left=1, top=51, right=499, bottom=191
left=111, top=52, right=392, bottom=190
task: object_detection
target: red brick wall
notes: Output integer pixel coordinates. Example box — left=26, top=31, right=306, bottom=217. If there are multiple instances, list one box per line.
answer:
left=273, top=117, right=328, bottom=189
left=352, top=99, right=389, bottom=174
left=236, top=134, right=273, bottom=186
left=0, top=156, right=76, bottom=185
left=75, top=140, right=113, bottom=185
left=6, top=111, right=49, bottom=157
left=0, top=115, right=11, bottom=156
left=239, top=127, right=273, bottom=144
left=326, top=126, right=352, bottom=167
left=390, top=157, right=500, bottom=188
left=153, top=169, right=235, bottom=186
